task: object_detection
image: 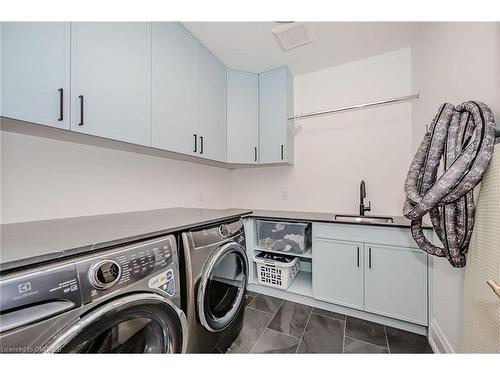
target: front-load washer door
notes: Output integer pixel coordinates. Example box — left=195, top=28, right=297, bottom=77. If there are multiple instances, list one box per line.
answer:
left=46, top=293, right=187, bottom=353
left=197, top=242, right=248, bottom=332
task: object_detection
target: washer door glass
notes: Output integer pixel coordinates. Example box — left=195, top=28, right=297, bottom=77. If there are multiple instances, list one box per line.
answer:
left=51, top=294, right=185, bottom=353
left=199, top=243, right=247, bottom=332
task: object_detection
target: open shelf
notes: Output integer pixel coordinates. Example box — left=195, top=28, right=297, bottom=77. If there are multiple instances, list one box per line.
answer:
left=288, top=271, right=312, bottom=296
left=250, top=270, right=312, bottom=298
left=253, top=247, right=312, bottom=259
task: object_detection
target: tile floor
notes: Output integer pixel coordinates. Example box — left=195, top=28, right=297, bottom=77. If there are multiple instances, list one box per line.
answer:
left=225, top=292, right=433, bottom=354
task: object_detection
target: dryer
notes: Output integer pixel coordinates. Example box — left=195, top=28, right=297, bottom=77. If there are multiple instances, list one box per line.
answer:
left=181, top=218, right=248, bottom=353
left=0, top=235, right=187, bottom=353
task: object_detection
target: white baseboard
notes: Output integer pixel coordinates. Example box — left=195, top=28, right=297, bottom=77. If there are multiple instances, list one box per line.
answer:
left=429, top=318, right=455, bottom=353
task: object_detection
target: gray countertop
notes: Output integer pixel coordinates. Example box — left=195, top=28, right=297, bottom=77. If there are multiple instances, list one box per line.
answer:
left=242, top=209, right=431, bottom=229
left=0, top=208, right=252, bottom=272
left=1, top=207, right=429, bottom=274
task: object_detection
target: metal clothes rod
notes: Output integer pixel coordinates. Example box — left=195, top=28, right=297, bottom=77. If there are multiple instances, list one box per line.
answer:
left=288, top=94, right=420, bottom=121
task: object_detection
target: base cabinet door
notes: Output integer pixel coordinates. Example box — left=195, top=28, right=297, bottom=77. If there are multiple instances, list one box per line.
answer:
left=312, top=238, right=364, bottom=310
left=364, top=244, right=428, bottom=325
left=70, top=22, right=152, bottom=146
left=1, top=22, right=70, bottom=129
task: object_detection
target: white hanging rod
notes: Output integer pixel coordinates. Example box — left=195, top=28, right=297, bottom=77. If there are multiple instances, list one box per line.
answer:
left=288, top=94, right=420, bottom=121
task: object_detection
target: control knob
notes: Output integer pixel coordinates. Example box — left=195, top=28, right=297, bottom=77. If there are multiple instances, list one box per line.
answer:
left=219, top=224, right=229, bottom=238
left=89, top=260, right=121, bottom=290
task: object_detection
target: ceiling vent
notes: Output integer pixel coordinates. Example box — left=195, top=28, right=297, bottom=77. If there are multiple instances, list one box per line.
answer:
left=272, top=22, right=313, bottom=51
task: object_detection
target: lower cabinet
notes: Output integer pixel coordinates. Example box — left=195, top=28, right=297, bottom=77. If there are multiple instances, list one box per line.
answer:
left=312, top=223, right=429, bottom=326
left=313, top=238, right=364, bottom=310
left=364, top=244, right=428, bottom=325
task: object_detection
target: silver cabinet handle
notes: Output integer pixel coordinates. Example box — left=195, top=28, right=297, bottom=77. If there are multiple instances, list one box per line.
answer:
left=193, top=134, right=197, bottom=153
left=368, top=247, right=372, bottom=269
left=487, top=279, right=500, bottom=298
left=357, top=246, right=360, bottom=267
left=280, top=145, right=284, bottom=160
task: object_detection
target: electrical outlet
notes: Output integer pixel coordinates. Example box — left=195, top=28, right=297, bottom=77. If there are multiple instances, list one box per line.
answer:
left=281, top=191, right=288, bottom=200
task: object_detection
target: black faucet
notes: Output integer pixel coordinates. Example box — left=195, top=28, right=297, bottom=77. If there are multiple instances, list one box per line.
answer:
left=359, top=180, right=371, bottom=216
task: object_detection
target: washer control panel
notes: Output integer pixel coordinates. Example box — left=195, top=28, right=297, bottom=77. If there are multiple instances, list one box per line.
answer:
left=0, top=263, right=82, bottom=315
left=148, top=268, right=175, bottom=296
left=77, top=235, right=177, bottom=304
left=191, top=219, right=244, bottom=248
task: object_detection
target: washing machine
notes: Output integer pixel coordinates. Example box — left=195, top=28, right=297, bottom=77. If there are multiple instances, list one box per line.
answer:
left=0, top=235, right=187, bottom=353
left=181, top=218, right=248, bottom=353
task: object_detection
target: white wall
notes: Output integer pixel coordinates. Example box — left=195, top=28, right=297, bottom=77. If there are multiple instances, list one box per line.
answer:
left=0, top=131, right=232, bottom=223
left=411, top=22, right=500, bottom=353
left=231, top=48, right=413, bottom=216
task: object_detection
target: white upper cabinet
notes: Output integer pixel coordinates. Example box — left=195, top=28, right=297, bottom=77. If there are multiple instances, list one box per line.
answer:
left=70, top=22, right=152, bottom=146
left=1, top=22, right=70, bottom=129
left=152, top=23, right=197, bottom=155
left=226, top=70, right=259, bottom=164
left=259, top=66, right=294, bottom=164
left=195, top=42, right=227, bottom=162
left=1, top=22, right=294, bottom=167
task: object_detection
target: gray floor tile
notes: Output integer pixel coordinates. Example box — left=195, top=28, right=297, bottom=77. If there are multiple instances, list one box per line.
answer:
left=385, top=326, right=433, bottom=353
left=243, top=293, right=256, bottom=308
left=247, top=294, right=283, bottom=314
left=268, top=301, right=312, bottom=338
left=226, top=307, right=273, bottom=354
left=312, top=307, right=346, bottom=321
left=344, top=337, right=389, bottom=354
left=251, top=329, right=300, bottom=354
left=345, top=316, right=388, bottom=348
left=246, top=291, right=259, bottom=298
left=297, top=314, right=344, bottom=353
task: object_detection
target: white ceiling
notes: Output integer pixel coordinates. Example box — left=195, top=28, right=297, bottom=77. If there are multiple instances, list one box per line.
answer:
left=183, top=22, right=415, bottom=76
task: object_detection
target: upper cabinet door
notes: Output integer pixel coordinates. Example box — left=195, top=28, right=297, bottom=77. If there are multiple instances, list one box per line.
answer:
left=1, top=22, right=70, bottom=129
left=195, top=42, right=226, bottom=162
left=226, top=70, right=259, bottom=164
left=152, top=23, right=197, bottom=155
left=70, top=22, right=152, bottom=146
left=259, top=66, right=294, bottom=164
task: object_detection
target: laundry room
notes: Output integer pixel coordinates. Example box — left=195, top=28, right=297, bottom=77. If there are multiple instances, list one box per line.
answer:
left=0, top=0, right=499, bottom=372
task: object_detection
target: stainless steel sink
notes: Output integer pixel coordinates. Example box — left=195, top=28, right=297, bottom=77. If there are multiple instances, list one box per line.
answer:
left=333, top=214, right=394, bottom=224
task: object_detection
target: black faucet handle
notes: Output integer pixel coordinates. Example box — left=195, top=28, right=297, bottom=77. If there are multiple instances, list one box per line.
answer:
left=366, top=201, right=371, bottom=212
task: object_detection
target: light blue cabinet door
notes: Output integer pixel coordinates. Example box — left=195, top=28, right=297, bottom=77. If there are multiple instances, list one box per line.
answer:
left=226, top=70, right=259, bottom=164
left=1, top=22, right=70, bottom=129
left=195, top=42, right=226, bottom=161
left=152, top=23, right=197, bottom=155
left=70, top=22, right=152, bottom=146
left=259, top=66, right=294, bottom=164
left=312, top=238, right=365, bottom=310
left=364, top=244, right=428, bottom=325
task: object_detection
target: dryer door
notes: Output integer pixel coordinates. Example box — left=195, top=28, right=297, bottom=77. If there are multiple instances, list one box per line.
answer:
left=46, top=293, right=187, bottom=353
left=197, top=242, right=248, bottom=332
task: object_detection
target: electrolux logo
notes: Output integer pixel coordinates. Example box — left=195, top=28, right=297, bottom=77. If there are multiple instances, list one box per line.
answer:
left=18, top=282, right=32, bottom=293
